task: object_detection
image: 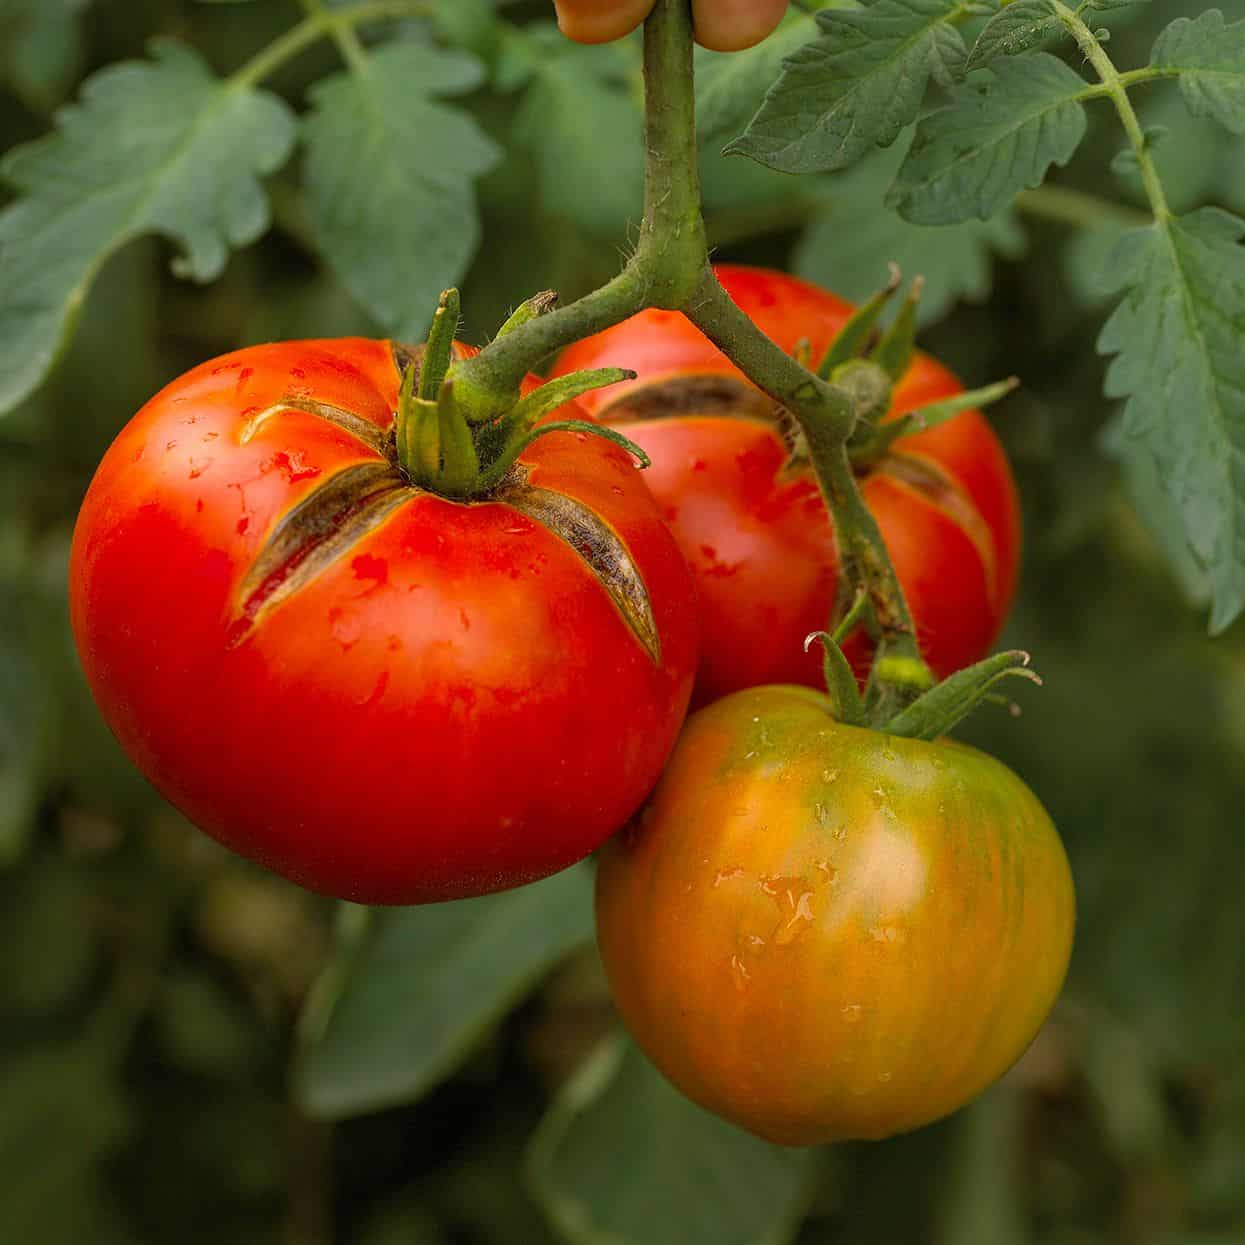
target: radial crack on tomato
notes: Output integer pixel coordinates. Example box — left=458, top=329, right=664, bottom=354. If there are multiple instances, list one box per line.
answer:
left=873, top=453, right=999, bottom=604
left=230, top=462, right=412, bottom=645
left=600, top=375, right=779, bottom=424
left=495, top=472, right=663, bottom=663
left=239, top=397, right=393, bottom=459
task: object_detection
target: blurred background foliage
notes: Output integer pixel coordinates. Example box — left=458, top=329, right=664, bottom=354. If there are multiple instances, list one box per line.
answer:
left=3, top=0, right=1245, bottom=1242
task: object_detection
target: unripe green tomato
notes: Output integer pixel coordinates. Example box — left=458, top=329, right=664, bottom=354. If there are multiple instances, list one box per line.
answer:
left=596, top=684, right=1075, bottom=1146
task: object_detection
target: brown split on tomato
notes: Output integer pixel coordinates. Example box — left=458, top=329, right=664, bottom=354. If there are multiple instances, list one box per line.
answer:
left=223, top=344, right=663, bottom=664
left=599, top=374, right=779, bottom=424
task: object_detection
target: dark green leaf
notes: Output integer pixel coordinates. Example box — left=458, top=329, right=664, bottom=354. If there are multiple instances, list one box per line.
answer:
left=1097, top=207, right=1245, bottom=632
left=725, top=0, right=968, bottom=174
left=795, top=143, right=1024, bottom=325
left=965, top=0, right=1065, bottom=72
left=295, top=863, right=594, bottom=1119
left=302, top=42, right=500, bottom=343
left=1151, top=10, right=1245, bottom=135
left=695, top=13, right=819, bottom=148
left=514, top=36, right=644, bottom=237
left=0, top=38, right=295, bottom=416
left=889, top=53, right=1090, bottom=225
left=527, top=1036, right=818, bottom=1245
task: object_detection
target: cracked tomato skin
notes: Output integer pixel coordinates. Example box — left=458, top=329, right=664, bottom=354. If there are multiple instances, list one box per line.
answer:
left=553, top=265, right=1022, bottom=704
left=70, top=337, right=698, bottom=904
left=596, top=685, right=1075, bottom=1146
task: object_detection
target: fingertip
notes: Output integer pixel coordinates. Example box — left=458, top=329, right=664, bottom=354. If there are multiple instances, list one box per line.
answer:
left=692, top=0, right=788, bottom=52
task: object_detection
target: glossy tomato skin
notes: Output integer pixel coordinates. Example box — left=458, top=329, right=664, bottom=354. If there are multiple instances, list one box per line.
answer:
left=70, top=338, right=698, bottom=905
left=554, top=265, right=1021, bottom=702
left=596, top=686, right=1075, bottom=1146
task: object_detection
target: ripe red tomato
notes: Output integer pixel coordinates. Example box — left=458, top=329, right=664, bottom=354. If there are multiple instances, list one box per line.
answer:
left=596, top=685, right=1075, bottom=1146
left=70, top=338, right=698, bottom=904
left=554, top=265, right=1021, bottom=703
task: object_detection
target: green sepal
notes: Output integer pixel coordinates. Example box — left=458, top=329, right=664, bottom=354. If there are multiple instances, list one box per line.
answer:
left=817, top=265, right=901, bottom=380
left=832, top=587, right=873, bottom=646
left=395, top=361, right=435, bottom=483
left=850, top=376, right=1019, bottom=466
left=433, top=381, right=481, bottom=497
left=418, top=288, right=461, bottom=402
left=883, top=651, right=1041, bottom=742
left=496, top=290, right=558, bottom=339
left=869, top=276, right=922, bottom=382
left=805, top=631, right=866, bottom=727
left=504, top=367, right=636, bottom=432
left=475, top=420, right=651, bottom=493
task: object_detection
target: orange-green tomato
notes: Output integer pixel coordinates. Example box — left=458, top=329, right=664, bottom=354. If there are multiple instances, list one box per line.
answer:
left=595, top=685, right=1075, bottom=1147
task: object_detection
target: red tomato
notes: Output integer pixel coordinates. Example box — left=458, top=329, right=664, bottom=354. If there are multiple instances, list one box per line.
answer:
left=70, top=338, right=698, bottom=904
left=596, top=685, right=1075, bottom=1146
left=554, top=265, right=1021, bottom=703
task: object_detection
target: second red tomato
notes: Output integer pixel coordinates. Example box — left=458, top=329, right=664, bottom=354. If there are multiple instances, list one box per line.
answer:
left=554, top=265, right=1021, bottom=704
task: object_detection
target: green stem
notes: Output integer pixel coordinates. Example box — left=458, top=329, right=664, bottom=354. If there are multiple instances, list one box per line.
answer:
left=1055, top=3, right=1171, bottom=223
left=231, top=0, right=423, bottom=89
left=449, top=0, right=711, bottom=422
left=801, top=424, right=924, bottom=669
left=452, top=0, right=931, bottom=708
left=300, top=0, right=371, bottom=76
left=1014, top=184, right=1149, bottom=231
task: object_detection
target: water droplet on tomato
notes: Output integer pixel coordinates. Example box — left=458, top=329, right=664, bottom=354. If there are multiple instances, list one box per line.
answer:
left=814, top=860, right=837, bottom=884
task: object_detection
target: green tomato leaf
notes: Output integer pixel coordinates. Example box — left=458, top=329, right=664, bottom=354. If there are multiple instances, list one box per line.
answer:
left=794, top=142, right=1024, bottom=326
left=1097, top=207, right=1245, bottom=634
left=964, top=0, right=1066, bottom=73
left=295, top=862, right=594, bottom=1119
left=1102, top=415, right=1211, bottom=608
left=889, top=53, right=1090, bottom=225
left=0, top=38, right=295, bottom=418
left=514, top=35, right=644, bottom=237
left=695, top=12, right=820, bottom=149
left=302, top=42, right=500, bottom=343
left=527, top=1036, right=819, bottom=1245
left=725, top=0, right=969, bottom=175
left=1150, top=10, right=1245, bottom=136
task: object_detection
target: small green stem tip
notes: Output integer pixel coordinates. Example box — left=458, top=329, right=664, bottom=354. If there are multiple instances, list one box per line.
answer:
left=496, top=291, right=559, bottom=339
left=805, top=630, right=867, bottom=727
left=418, top=288, right=460, bottom=402
left=870, top=276, right=922, bottom=382
left=818, top=265, right=901, bottom=380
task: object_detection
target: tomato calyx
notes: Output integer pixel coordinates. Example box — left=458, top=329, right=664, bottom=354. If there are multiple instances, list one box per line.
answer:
left=390, top=288, right=648, bottom=501
left=225, top=340, right=665, bottom=661
left=882, top=649, right=1041, bottom=740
